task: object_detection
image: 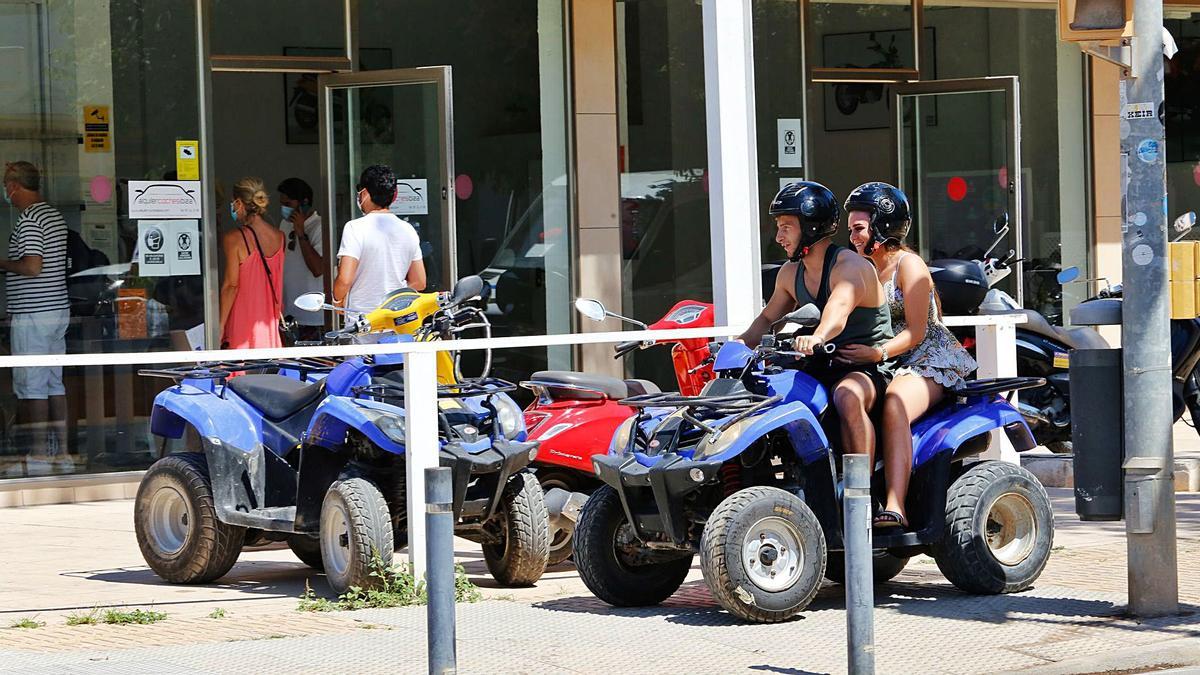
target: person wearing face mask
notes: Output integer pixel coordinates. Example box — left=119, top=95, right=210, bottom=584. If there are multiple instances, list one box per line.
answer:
left=1, top=161, right=70, bottom=475
left=332, top=165, right=426, bottom=320
left=219, top=177, right=285, bottom=350
left=276, top=177, right=324, bottom=343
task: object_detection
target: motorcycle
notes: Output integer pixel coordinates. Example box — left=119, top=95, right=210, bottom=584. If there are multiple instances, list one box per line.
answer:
left=521, top=298, right=716, bottom=565
left=572, top=304, right=1053, bottom=623
left=134, top=276, right=549, bottom=593
left=933, top=212, right=1200, bottom=451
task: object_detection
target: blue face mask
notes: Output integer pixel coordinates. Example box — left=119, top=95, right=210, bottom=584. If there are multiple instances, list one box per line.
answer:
left=281, top=205, right=295, bottom=221
left=229, top=202, right=238, bottom=222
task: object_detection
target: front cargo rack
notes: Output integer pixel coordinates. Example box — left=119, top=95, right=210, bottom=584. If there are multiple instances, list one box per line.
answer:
left=352, top=377, right=519, bottom=403
left=139, top=357, right=339, bottom=383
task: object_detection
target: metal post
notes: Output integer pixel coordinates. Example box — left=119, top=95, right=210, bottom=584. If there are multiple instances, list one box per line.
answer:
left=405, top=350, right=440, bottom=581
left=1121, top=0, right=1179, bottom=617
left=843, top=454, right=875, bottom=675
left=702, top=0, right=762, bottom=331
left=425, top=466, right=457, bottom=675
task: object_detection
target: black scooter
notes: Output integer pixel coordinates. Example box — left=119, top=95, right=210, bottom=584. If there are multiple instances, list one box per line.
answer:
left=932, top=213, right=1200, bottom=452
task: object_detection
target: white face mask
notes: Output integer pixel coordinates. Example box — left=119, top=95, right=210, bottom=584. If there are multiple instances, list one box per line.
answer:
left=356, top=189, right=366, bottom=215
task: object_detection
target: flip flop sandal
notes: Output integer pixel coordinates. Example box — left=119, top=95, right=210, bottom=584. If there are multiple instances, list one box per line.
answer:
left=872, top=510, right=908, bottom=530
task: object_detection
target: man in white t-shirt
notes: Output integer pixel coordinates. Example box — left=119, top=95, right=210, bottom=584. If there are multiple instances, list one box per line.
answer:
left=333, top=165, right=426, bottom=315
left=277, top=177, right=325, bottom=342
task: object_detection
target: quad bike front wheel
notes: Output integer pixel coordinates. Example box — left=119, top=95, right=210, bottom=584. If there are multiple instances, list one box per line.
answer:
left=575, top=485, right=693, bottom=606
left=932, top=461, right=1053, bottom=594
left=320, top=477, right=394, bottom=594
left=700, top=486, right=825, bottom=623
left=482, top=472, right=550, bottom=586
left=134, top=453, right=245, bottom=583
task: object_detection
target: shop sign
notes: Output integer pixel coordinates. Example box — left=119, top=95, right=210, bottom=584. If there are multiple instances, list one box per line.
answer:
left=389, top=179, right=429, bottom=216
left=777, top=118, right=803, bottom=169
left=128, top=180, right=202, bottom=219
left=83, top=105, right=111, bottom=153
left=176, top=140, right=200, bottom=180
left=1121, top=102, right=1154, bottom=121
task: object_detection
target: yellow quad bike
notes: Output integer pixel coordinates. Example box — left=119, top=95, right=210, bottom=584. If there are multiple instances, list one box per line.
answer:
left=299, top=275, right=494, bottom=385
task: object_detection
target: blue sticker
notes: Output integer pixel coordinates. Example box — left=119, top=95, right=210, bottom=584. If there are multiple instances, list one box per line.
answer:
left=1137, top=138, right=1160, bottom=164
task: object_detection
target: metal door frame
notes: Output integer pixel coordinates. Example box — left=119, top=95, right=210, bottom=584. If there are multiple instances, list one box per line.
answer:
left=318, top=66, right=457, bottom=295
left=892, top=76, right=1022, bottom=304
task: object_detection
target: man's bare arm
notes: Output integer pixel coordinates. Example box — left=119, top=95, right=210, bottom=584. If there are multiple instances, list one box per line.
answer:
left=810, top=253, right=866, bottom=345
left=738, top=263, right=797, bottom=347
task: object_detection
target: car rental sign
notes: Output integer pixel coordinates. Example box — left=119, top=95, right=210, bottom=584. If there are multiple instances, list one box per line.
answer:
left=128, top=180, right=203, bottom=219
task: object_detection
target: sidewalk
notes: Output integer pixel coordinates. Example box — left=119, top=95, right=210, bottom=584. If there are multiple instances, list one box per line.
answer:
left=1, top=487, right=1198, bottom=674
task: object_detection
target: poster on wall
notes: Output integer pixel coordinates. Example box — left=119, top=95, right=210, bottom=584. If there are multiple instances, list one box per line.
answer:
left=389, top=179, right=429, bottom=216
left=282, top=47, right=393, bottom=144
left=136, top=220, right=201, bottom=276
left=777, top=119, right=803, bottom=168
left=128, top=181, right=202, bottom=219
left=822, top=28, right=936, bottom=132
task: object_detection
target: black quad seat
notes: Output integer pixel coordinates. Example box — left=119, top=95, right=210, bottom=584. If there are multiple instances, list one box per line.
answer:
left=525, top=370, right=660, bottom=400
left=228, top=374, right=325, bottom=421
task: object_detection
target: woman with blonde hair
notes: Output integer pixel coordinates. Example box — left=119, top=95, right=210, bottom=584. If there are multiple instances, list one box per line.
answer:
left=836, top=182, right=976, bottom=531
left=219, top=177, right=285, bottom=349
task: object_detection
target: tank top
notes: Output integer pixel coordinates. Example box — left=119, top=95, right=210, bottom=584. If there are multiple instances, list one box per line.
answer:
left=221, top=227, right=284, bottom=350
left=793, top=244, right=892, bottom=348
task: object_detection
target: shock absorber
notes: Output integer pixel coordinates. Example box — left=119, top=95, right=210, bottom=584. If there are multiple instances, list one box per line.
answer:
left=720, top=461, right=742, bottom=498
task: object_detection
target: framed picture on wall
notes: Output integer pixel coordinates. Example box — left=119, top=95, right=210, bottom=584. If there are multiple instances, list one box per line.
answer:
left=282, top=47, right=393, bottom=145
left=822, top=28, right=936, bottom=132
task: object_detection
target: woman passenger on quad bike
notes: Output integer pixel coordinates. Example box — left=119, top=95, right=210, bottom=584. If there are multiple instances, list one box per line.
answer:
left=737, top=181, right=893, bottom=462
left=838, top=182, right=976, bottom=532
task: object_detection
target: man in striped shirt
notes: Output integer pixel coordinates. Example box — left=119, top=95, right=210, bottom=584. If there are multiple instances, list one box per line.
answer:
left=2, top=161, right=70, bottom=474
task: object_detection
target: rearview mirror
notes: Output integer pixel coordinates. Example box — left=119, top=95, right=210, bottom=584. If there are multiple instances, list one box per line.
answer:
left=1174, top=211, right=1196, bottom=236
left=780, top=303, right=821, bottom=328
left=994, top=213, right=1010, bottom=235
left=1056, top=267, right=1080, bottom=285
left=295, top=292, right=326, bottom=313
left=575, top=298, right=607, bottom=323
left=448, top=275, right=485, bottom=306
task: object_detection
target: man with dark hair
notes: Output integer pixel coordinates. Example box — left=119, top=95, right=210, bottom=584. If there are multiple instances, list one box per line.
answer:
left=333, top=165, right=426, bottom=315
left=1, top=161, right=70, bottom=475
left=277, top=177, right=324, bottom=342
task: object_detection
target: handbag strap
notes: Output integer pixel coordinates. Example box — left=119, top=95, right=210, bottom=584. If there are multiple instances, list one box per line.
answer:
left=244, top=226, right=282, bottom=318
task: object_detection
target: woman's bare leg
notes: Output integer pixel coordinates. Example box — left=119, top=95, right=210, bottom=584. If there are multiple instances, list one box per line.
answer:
left=880, top=375, right=945, bottom=523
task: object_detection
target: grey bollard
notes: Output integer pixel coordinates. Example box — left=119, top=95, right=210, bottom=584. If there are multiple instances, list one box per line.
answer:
left=843, top=454, right=875, bottom=675
left=425, top=466, right=457, bottom=674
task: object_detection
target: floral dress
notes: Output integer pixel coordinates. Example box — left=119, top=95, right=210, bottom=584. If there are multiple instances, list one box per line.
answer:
left=885, top=253, right=976, bottom=388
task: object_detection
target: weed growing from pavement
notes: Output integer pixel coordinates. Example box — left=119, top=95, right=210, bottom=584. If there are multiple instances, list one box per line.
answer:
left=100, top=609, right=167, bottom=625
left=298, top=553, right=481, bottom=612
left=65, top=609, right=100, bottom=626
left=208, top=608, right=228, bottom=619
left=9, top=618, right=44, bottom=629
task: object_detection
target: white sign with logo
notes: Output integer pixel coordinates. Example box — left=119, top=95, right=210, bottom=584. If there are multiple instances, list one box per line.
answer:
left=128, top=180, right=203, bottom=219
left=777, top=118, right=803, bottom=169
left=388, top=178, right=429, bottom=217
left=137, top=220, right=200, bottom=276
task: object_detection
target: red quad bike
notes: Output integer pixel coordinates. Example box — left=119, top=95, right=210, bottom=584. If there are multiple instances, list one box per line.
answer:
left=521, top=298, right=716, bottom=565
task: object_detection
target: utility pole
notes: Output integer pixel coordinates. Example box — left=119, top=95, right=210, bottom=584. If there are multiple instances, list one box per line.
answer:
left=1121, top=0, right=1179, bottom=617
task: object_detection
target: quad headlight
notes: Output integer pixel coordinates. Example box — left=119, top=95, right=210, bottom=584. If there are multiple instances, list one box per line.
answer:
left=609, top=417, right=636, bottom=455
left=492, top=394, right=524, bottom=440
left=362, top=408, right=407, bottom=445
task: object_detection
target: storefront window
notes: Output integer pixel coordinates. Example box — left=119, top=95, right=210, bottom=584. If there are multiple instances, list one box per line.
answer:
left=0, top=1, right=200, bottom=478
left=1167, top=10, right=1200, bottom=233
left=616, top=0, right=712, bottom=384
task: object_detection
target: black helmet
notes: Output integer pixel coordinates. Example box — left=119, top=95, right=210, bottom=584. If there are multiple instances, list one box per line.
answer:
left=769, top=181, right=840, bottom=261
left=844, top=182, right=911, bottom=254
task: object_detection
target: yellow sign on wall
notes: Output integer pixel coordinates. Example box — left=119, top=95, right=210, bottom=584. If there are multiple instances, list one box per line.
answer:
left=83, top=105, right=111, bottom=153
left=176, top=140, right=200, bottom=180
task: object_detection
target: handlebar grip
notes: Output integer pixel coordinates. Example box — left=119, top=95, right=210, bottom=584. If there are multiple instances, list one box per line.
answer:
left=613, top=340, right=641, bottom=359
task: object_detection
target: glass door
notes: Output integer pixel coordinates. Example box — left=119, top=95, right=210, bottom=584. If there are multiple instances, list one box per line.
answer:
left=893, top=76, right=1022, bottom=303
left=319, top=67, right=456, bottom=295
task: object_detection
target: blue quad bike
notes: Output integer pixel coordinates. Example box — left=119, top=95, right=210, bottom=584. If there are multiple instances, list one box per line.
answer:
left=133, top=276, right=550, bottom=593
left=574, top=305, right=1054, bottom=623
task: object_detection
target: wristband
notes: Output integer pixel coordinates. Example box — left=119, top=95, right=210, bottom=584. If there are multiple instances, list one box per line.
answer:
left=879, top=346, right=889, bottom=362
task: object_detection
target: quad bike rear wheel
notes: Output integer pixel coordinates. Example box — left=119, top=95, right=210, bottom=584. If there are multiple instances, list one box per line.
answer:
left=482, top=472, right=550, bottom=586
left=823, top=550, right=909, bottom=585
left=320, top=477, right=393, bottom=594
left=134, top=453, right=245, bottom=584
left=575, top=486, right=693, bottom=606
left=932, top=461, right=1053, bottom=594
left=700, top=486, right=826, bottom=623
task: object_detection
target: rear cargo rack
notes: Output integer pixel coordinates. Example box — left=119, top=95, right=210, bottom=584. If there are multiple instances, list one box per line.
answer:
left=138, top=357, right=338, bottom=383
left=353, top=377, right=518, bottom=402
